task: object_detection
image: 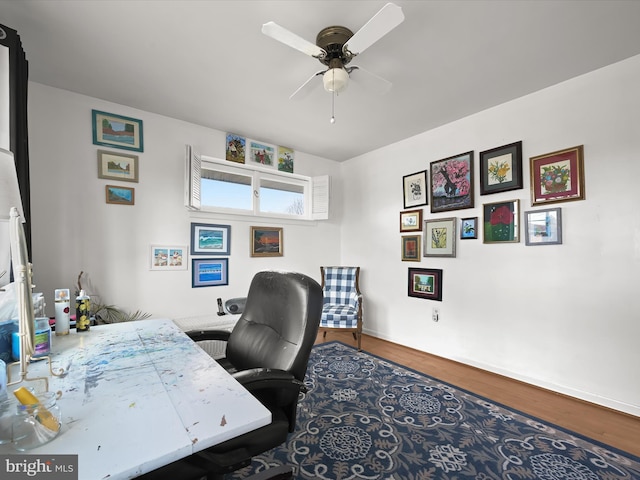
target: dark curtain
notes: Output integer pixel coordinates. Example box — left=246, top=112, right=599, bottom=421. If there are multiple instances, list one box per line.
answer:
left=0, top=23, right=31, bottom=260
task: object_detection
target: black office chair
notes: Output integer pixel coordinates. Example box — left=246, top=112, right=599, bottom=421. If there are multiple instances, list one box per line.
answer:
left=140, top=270, right=322, bottom=480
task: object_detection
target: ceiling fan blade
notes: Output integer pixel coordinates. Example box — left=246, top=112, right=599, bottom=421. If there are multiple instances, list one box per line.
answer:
left=348, top=66, right=393, bottom=95
left=262, top=21, right=326, bottom=59
left=343, top=3, right=405, bottom=56
left=289, top=70, right=326, bottom=100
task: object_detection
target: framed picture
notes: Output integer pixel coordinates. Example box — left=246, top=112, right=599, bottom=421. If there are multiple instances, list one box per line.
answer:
left=408, top=267, right=443, bottom=301
left=460, top=217, right=478, bottom=239
left=401, top=235, right=422, bottom=262
left=250, top=226, right=283, bottom=257
left=92, top=110, right=143, bottom=152
left=530, top=145, right=585, bottom=206
left=97, top=149, right=139, bottom=183
left=525, top=208, right=562, bottom=246
left=278, top=146, right=294, bottom=173
left=430, top=151, right=474, bottom=213
left=191, top=223, right=231, bottom=255
left=479, top=141, right=523, bottom=195
left=400, top=209, right=423, bottom=232
left=402, top=170, right=428, bottom=209
left=105, top=185, right=134, bottom=205
left=226, top=133, right=246, bottom=163
left=192, top=258, right=229, bottom=287
left=483, top=199, right=520, bottom=243
left=150, top=245, right=188, bottom=271
left=249, top=140, right=275, bottom=167
left=423, top=217, right=457, bottom=257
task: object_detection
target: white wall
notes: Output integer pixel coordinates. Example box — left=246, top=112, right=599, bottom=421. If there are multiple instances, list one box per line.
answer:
left=26, top=55, right=640, bottom=417
left=27, top=84, right=342, bottom=320
left=340, top=54, right=640, bottom=416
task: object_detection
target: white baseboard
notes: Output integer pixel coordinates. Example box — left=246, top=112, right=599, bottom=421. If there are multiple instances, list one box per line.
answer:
left=363, top=328, right=640, bottom=418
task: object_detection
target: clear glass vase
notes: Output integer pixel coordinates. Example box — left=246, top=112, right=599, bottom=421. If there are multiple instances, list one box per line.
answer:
left=11, top=391, right=62, bottom=451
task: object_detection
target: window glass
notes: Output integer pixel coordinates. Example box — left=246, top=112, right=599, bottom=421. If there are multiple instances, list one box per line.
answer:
left=259, top=178, right=305, bottom=216
left=201, top=170, right=252, bottom=211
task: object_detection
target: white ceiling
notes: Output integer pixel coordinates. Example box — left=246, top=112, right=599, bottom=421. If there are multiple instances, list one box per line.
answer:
left=2, top=0, right=640, bottom=162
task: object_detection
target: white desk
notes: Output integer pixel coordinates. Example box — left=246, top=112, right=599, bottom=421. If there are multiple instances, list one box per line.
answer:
left=0, top=319, right=271, bottom=479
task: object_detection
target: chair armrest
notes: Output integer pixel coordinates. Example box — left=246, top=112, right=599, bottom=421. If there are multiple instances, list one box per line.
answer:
left=349, top=292, right=362, bottom=309
left=233, top=368, right=306, bottom=394
left=186, top=329, right=231, bottom=342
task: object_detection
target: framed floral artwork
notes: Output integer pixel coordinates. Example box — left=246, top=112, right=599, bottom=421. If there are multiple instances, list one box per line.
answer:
left=525, top=207, right=562, bottom=246
left=408, top=267, right=443, bottom=301
left=400, top=209, right=423, bottom=232
left=460, top=217, right=478, bottom=239
left=423, top=217, right=456, bottom=257
left=479, top=141, right=523, bottom=195
left=530, top=145, right=585, bottom=206
left=401, top=235, right=421, bottom=261
left=430, top=151, right=474, bottom=213
left=278, top=146, right=294, bottom=173
left=483, top=199, right=520, bottom=243
left=402, top=170, right=428, bottom=209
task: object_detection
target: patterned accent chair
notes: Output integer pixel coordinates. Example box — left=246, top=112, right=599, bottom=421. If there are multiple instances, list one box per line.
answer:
left=320, top=266, right=363, bottom=350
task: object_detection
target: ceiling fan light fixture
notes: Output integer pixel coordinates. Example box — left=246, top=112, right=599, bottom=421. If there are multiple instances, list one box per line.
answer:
left=323, top=67, right=349, bottom=93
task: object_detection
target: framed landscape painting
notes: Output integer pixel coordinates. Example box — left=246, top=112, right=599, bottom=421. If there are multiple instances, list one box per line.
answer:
left=525, top=207, right=562, bottom=246
left=430, top=151, right=474, bottom=213
left=105, top=185, right=134, bottom=205
left=192, top=258, right=229, bottom=287
left=97, top=149, right=139, bottom=182
left=92, top=110, right=143, bottom=152
left=408, top=267, right=443, bottom=301
left=191, top=223, right=231, bottom=255
left=250, top=226, right=283, bottom=257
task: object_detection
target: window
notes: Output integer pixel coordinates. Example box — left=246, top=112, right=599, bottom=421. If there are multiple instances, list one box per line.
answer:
left=185, top=145, right=329, bottom=220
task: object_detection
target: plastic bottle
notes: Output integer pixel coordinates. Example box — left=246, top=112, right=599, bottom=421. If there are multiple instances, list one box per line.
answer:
left=11, top=317, right=51, bottom=360
left=54, top=288, right=70, bottom=335
left=0, top=359, right=6, bottom=399
left=75, top=290, right=91, bottom=332
left=33, top=317, right=51, bottom=357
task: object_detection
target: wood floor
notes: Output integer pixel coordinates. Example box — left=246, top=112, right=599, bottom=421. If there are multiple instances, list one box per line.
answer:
left=315, top=331, right=640, bottom=458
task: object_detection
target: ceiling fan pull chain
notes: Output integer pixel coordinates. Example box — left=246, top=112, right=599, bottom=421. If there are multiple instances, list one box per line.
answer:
left=331, top=91, right=336, bottom=124
left=330, top=70, right=336, bottom=124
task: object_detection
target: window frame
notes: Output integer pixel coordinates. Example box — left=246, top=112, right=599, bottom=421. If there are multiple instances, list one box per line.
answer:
left=185, top=147, right=328, bottom=221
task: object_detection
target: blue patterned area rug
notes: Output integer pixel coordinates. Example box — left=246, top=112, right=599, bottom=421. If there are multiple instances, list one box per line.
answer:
left=231, top=341, right=640, bottom=479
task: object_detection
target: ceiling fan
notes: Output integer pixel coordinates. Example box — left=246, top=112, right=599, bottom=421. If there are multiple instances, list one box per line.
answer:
left=261, top=2, right=405, bottom=104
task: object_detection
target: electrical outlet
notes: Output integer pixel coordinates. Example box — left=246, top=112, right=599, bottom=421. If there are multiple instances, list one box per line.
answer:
left=432, top=307, right=439, bottom=322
